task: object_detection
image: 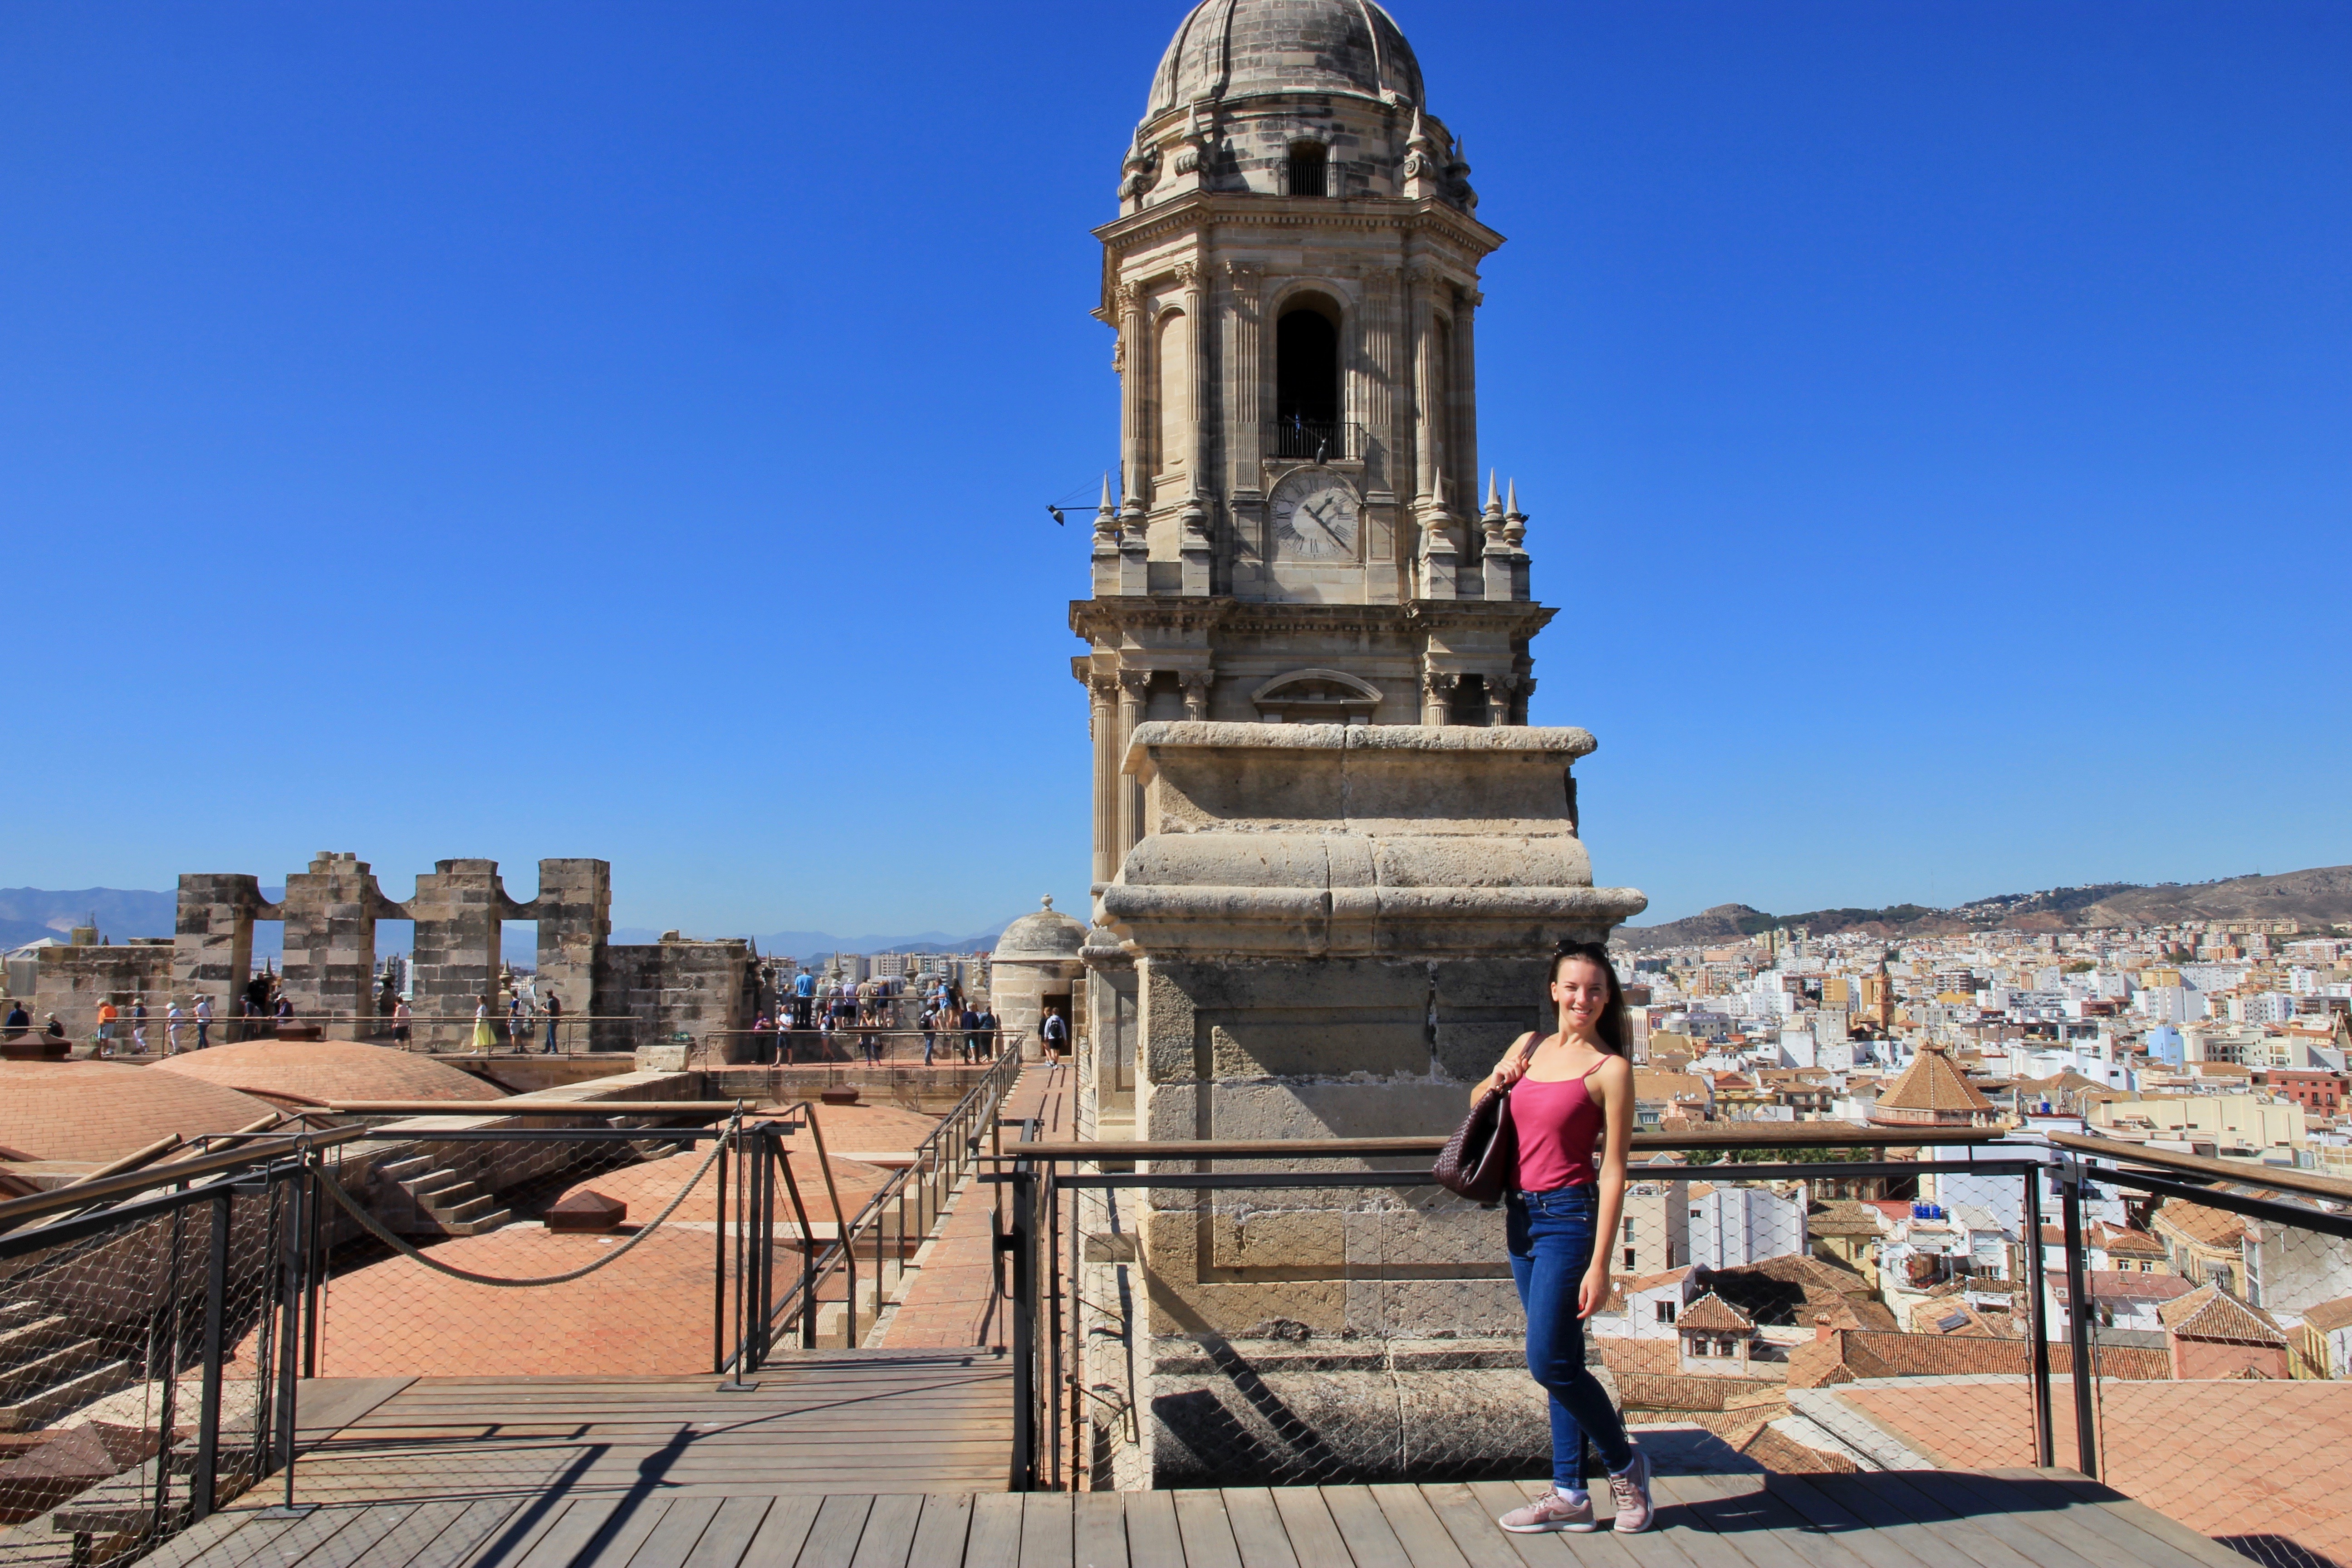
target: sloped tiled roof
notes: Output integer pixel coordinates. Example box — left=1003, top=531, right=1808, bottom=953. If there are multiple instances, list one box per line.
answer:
left=1807, top=1201, right=1885, bottom=1237
left=2299, top=1297, right=2352, bottom=1333
left=2154, top=1199, right=2249, bottom=1251
left=2045, top=1270, right=2195, bottom=1306
left=1675, top=1292, right=1757, bottom=1333
left=1875, top=1043, right=1994, bottom=1113
left=2158, top=1282, right=2286, bottom=1345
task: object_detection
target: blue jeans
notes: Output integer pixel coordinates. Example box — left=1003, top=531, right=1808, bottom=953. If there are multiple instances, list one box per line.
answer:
left=1507, top=1184, right=1633, bottom=1490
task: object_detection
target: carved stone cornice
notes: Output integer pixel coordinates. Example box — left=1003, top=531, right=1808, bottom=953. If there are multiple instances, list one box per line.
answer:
left=1094, top=193, right=1505, bottom=261
left=1069, top=595, right=1557, bottom=646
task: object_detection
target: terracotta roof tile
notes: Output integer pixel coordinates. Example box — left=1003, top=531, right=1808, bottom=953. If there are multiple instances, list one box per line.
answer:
left=2158, top=1282, right=2286, bottom=1344
left=1875, top=1043, right=1994, bottom=1114
left=1675, top=1292, right=1756, bottom=1333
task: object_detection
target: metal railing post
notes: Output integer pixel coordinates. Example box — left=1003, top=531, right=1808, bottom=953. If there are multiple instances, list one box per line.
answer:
left=189, top=1190, right=232, bottom=1522
left=271, top=1157, right=309, bottom=1513
left=2058, top=1156, right=2098, bottom=1479
left=1009, top=1161, right=1037, bottom=1492
left=2022, top=1159, right=2054, bottom=1469
left=713, top=1122, right=729, bottom=1376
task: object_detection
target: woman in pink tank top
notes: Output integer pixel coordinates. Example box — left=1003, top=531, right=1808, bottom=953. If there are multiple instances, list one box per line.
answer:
left=1474, top=942, right=1653, bottom=1536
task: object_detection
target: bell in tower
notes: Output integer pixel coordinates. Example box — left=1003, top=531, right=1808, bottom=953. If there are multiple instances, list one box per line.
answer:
left=1073, top=0, right=1551, bottom=892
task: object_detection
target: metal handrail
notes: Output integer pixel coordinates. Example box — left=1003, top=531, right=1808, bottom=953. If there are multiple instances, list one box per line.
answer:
left=754, top=1047, right=1025, bottom=1356
left=2045, top=1128, right=2352, bottom=1204
left=990, top=1125, right=2013, bottom=1162
left=0, top=1126, right=367, bottom=1235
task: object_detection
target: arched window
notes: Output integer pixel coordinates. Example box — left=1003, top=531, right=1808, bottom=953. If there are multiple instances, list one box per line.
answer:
left=1287, top=141, right=1328, bottom=198
left=1155, top=310, right=1190, bottom=477
left=1274, top=301, right=1340, bottom=459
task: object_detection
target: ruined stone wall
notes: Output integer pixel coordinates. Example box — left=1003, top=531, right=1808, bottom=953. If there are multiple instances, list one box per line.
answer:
left=31, top=941, right=176, bottom=1029
left=595, top=939, right=759, bottom=1056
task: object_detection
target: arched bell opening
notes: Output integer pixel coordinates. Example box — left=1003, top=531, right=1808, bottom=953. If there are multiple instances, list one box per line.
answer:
left=1272, top=295, right=1342, bottom=461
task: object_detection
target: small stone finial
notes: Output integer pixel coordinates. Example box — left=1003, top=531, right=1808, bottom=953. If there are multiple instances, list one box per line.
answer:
left=1041, top=895, right=1054, bottom=911
left=1503, top=478, right=1526, bottom=548
left=1486, top=470, right=1500, bottom=512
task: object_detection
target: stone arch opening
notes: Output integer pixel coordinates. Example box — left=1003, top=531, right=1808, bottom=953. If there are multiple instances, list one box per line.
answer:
left=1252, top=667, right=1382, bottom=725
left=1274, top=296, right=1341, bottom=457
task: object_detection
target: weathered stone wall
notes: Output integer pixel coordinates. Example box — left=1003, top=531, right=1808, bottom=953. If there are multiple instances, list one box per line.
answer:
left=596, top=938, right=759, bottom=1058
left=31, top=941, right=175, bottom=1029
left=1091, top=721, right=1645, bottom=1485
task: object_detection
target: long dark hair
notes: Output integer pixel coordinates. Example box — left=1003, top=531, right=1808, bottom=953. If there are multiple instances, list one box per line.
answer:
left=1550, top=940, right=1629, bottom=1058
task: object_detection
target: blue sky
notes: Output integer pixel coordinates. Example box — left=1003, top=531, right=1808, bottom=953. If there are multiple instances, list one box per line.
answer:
left=3, top=1, right=2345, bottom=936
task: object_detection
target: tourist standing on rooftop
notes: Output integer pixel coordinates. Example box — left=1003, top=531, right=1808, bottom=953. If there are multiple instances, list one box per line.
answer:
left=471, top=995, right=495, bottom=1054
left=1479, top=941, right=1653, bottom=1536
left=541, top=991, right=559, bottom=1053
left=95, top=999, right=117, bottom=1056
left=194, top=993, right=212, bottom=1049
left=130, top=999, right=147, bottom=1056
left=393, top=997, right=412, bottom=1045
left=165, top=1000, right=185, bottom=1054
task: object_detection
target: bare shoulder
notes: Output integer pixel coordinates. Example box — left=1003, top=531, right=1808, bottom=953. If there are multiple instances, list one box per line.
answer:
left=1590, top=1054, right=1635, bottom=1092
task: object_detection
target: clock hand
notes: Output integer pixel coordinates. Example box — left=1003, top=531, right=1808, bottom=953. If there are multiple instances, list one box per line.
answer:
left=1303, top=499, right=1347, bottom=545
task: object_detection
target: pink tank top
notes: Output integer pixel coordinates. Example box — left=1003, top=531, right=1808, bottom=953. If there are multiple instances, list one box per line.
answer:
left=1509, top=1065, right=1606, bottom=1191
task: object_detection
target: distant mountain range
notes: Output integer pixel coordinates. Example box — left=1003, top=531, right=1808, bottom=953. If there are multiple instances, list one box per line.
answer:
left=0, top=888, right=1015, bottom=959
left=1618, top=865, right=2352, bottom=950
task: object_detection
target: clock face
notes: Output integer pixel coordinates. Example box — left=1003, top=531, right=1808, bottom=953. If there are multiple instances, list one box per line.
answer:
left=1270, top=471, right=1359, bottom=561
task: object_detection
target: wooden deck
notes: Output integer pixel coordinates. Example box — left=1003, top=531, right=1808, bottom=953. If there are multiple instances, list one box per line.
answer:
left=270, top=1350, right=1014, bottom=1511
left=155, top=1469, right=2248, bottom=1568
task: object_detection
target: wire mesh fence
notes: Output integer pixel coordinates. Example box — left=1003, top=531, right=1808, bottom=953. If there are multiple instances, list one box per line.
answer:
left=2065, top=1149, right=2352, bottom=1568
left=0, top=1147, right=308, bottom=1568
left=1012, top=1134, right=2066, bottom=1494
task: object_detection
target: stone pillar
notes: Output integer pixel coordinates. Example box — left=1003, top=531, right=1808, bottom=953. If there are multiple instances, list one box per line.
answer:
left=1090, top=677, right=1122, bottom=890
left=1117, top=282, right=1148, bottom=529
left=408, top=859, right=505, bottom=1049
left=1409, top=265, right=1458, bottom=600
left=1407, top=266, right=1436, bottom=508
left=1362, top=273, right=1403, bottom=604
left=1116, top=670, right=1151, bottom=862
left=1453, top=287, right=1482, bottom=516
left=1098, top=722, right=1648, bottom=1486
left=279, top=853, right=393, bottom=1030
left=532, top=858, right=610, bottom=1048
left=1225, top=261, right=1265, bottom=595
left=172, top=874, right=262, bottom=1022
left=1420, top=671, right=1455, bottom=726
left=1178, top=261, right=1214, bottom=596
left=1181, top=671, right=1214, bottom=720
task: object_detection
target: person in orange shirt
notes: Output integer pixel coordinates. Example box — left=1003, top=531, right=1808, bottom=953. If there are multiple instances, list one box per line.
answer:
left=95, top=1000, right=118, bottom=1058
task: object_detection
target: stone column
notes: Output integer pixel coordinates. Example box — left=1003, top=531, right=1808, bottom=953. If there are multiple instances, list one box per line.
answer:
left=1421, top=671, right=1455, bottom=726
left=1117, top=281, right=1148, bottom=530
left=1090, top=676, right=1122, bottom=889
left=1406, top=265, right=1436, bottom=507
left=1225, top=261, right=1266, bottom=594
left=532, top=858, right=611, bottom=1048
left=279, top=853, right=392, bottom=1030
left=172, top=874, right=262, bottom=1023
left=1453, top=286, right=1482, bottom=517
left=1116, top=671, right=1151, bottom=862
left=1181, top=671, right=1215, bottom=721
left=408, top=859, right=505, bottom=1049
left=1178, top=260, right=1214, bottom=596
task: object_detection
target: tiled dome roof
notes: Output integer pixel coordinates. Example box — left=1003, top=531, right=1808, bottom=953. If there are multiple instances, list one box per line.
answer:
left=152, top=1039, right=497, bottom=1109
left=1147, top=0, right=1423, bottom=117
left=0, top=1061, right=277, bottom=1162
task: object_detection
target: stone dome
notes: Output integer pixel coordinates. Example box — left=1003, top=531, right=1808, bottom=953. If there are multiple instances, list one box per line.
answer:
left=152, top=1039, right=497, bottom=1110
left=0, top=1061, right=278, bottom=1163
left=1146, top=0, right=1424, bottom=118
left=993, top=896, right=1089, bottom=962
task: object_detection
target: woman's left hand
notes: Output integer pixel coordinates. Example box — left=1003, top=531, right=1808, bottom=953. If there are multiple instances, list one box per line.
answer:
left=1577, top=1263, right=1610, bottom=1321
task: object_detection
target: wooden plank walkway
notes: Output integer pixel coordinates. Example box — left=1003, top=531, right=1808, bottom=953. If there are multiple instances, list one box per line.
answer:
left=163, top=1470, right=2248, bottom=1568
left=278, top=1350, right=1013, bottom=1511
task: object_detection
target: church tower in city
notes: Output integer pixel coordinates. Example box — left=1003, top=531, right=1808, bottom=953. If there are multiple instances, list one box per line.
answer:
left=1072, top=0, right=1555, bottom=890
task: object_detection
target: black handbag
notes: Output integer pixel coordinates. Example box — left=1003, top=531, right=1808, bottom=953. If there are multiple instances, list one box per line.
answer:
left=1433, top=1082, right=1518, bottom=1205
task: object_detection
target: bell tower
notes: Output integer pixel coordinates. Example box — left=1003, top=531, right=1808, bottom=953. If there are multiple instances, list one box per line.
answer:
left=1072, top=0, right=1556, bottom=892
